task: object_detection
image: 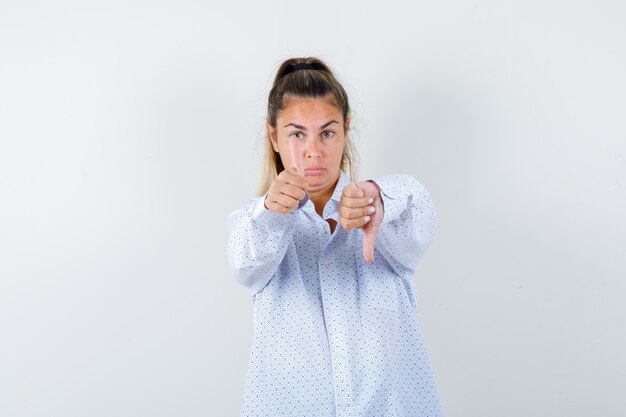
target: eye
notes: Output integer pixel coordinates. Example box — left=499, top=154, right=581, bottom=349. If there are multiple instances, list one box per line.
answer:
left=289, top=131, right=304, bottom=140
left=322, top=130, right=335, bottom=139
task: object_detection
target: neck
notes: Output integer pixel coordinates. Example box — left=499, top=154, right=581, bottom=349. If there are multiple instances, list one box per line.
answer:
left=308, top=177, right=339, bottom=217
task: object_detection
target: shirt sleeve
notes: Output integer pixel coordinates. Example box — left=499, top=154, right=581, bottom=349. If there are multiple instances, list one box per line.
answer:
left=226, top=194, right=299, bottom=295
left=371, top=174, right=437, bottom=275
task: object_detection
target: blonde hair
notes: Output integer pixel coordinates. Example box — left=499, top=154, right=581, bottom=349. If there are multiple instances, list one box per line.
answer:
left=257, top=57, right=358, bottom=196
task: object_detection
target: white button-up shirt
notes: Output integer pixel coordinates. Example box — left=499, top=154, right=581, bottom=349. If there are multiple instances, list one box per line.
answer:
left=227, top=170, right=444, bottom=417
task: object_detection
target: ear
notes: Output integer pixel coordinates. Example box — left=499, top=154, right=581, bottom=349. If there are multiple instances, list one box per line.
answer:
left=266, top=122, right=279, bottom=152
left=344, top=116, right=351, bottom=134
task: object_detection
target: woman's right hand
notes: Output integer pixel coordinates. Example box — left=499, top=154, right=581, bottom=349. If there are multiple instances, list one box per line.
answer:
left=264, top=167, right=309, bottom=214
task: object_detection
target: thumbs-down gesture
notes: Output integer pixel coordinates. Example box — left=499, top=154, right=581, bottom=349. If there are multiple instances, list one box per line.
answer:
left=338, top=180, right=384, bottom=263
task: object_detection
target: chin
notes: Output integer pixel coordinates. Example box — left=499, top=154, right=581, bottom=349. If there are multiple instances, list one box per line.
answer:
left=307, top=173, right=336, bottom=190
left=305, top=180, right=323, bottom=190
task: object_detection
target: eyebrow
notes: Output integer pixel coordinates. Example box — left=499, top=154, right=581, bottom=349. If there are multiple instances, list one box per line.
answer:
left=283, top=120, right=339, bottom=130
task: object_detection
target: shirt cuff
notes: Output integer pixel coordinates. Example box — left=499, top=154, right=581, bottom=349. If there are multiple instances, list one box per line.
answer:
left=250, top=192, right=304, bottom=225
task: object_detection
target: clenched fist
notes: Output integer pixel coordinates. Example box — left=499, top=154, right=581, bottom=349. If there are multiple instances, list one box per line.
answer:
left=338, top=181, right=384, bottom=263
left=264, top=167, right=309, bottom=214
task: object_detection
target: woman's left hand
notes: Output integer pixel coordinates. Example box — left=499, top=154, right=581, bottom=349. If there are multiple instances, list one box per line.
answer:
left=338, top=181, right=384, bottom=263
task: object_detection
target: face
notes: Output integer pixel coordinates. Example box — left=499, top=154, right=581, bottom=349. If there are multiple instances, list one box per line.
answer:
left=268, top=96, right=349, bottom=195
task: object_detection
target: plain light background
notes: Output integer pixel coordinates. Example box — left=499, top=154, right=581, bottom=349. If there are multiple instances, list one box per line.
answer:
left=1, top=1, right=625, bottom=416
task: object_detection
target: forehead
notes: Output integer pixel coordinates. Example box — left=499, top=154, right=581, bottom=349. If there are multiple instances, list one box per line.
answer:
left=278, top=96, right=341, bottom=123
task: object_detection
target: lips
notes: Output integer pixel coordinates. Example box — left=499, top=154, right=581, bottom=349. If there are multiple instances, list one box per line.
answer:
left=304, top=166, right=326, bottom=175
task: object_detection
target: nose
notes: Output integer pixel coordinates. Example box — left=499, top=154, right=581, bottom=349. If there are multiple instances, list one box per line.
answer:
left=305, top=138, right=321, bottom=158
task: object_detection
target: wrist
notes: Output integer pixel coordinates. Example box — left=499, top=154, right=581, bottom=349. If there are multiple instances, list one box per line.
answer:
left=366, top=179, right=383, bottom=208
left=366, top=179, right=380, bottom=192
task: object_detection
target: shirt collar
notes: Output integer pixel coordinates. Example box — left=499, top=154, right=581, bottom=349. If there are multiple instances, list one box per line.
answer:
left=301, top=170, right=351, bottom=220
left=330, top=170, right=351, bottom=203
left=322, top=170, right=351, bottom=220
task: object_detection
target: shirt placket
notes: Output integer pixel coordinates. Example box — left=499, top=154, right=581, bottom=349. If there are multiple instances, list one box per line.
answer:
left=316, top=207, right=355, bottom=413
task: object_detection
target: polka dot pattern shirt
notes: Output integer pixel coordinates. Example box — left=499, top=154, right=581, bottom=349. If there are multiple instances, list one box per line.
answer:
left=227, top=171, right=444, bottom=417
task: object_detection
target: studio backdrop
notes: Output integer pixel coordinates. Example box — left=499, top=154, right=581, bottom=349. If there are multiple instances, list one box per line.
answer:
left=1, top=1, right=624, bottom=416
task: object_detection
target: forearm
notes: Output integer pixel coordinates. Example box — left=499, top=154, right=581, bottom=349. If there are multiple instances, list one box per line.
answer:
left=371, top=174, right=437, bottom=274
left=227, top=195, right=298, bottom=294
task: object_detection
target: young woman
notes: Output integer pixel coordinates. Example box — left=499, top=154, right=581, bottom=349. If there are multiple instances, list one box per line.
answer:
left=227, top=57, right=444, bottom=417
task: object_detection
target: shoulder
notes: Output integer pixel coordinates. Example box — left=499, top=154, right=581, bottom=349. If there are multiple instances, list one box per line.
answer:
left=227, top=194, right=301, bottom=230
left=228, top=197, right=261, bottom=217
left=227, top=196, right=264, bottom=223
left=372, top=173, right=432, bottom=201
left=230, top=196, right=261, bottom=214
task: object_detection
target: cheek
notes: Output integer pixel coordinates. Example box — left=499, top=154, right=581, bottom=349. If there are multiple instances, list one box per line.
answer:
left=278, top=138, right=292, bottom=157
left=330, top=140, right=345, bottom=159
left=279, top=149, right=292, bottom=164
